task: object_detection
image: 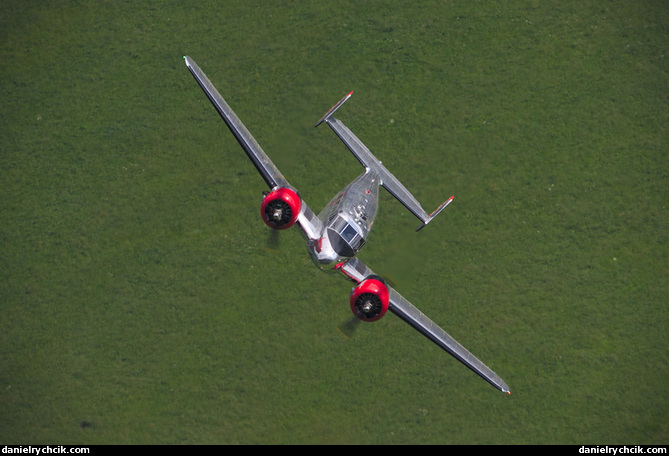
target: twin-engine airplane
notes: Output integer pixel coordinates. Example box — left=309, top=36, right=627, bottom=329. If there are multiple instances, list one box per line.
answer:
left=184, top=56, right=510, bottom=393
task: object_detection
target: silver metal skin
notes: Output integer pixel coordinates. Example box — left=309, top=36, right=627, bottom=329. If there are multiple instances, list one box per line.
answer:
left=309, top=169, right=380, bottom=270
left=184, top=56, right=510, bottom=394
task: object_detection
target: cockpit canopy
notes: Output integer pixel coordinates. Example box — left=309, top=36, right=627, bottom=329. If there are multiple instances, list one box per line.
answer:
left=326, top=214, right=365, bottom=258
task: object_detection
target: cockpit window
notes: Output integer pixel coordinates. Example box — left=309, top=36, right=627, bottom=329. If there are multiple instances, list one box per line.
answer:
left=340, top=223, right=358, bottom=244
left=327, top=215, right=365, bottom=257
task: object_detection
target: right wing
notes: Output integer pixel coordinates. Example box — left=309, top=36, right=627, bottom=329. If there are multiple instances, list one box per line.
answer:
left=316, top=93, right=454, bottom=231
left=339, top=257, right=510, bottom=394
left=184, top=56, right=323, bottom=241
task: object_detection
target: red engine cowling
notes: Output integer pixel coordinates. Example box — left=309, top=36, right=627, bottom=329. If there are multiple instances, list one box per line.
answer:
left=350, top=276, right=389, bottom=322
left=260, top=188, right=301, bottom=230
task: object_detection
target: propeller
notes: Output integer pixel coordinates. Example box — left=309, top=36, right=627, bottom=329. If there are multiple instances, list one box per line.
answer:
left=261, top=190, right=285, bottom=252
left=264, top=198, right=294, bottom=227
left=337, top=316, right=361, bottom=339
left=337, top=273, right=397, bottom=338
left=264, top=228, right=281, bottom=252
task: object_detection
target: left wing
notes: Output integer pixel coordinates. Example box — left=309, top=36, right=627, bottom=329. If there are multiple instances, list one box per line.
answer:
left=339, top=257, right=510, bottom=394
left=184, top=56, right=323, bottom=241
left=184, top=55, right=289, bottom=190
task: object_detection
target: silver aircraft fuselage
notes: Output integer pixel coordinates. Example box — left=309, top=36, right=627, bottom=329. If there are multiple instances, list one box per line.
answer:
left=308, top=169, right=380, bottom=270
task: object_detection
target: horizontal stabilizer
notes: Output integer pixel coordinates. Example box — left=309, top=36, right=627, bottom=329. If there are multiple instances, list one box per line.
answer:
left=317, top=93, right=453, bottom=230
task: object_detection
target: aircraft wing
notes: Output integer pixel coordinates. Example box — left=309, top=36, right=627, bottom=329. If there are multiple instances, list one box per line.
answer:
left=184, top=56, right=290, bottom=190
left=339, top=257, right=510, bottom=394
left=184, top=56, right=323, bottom=241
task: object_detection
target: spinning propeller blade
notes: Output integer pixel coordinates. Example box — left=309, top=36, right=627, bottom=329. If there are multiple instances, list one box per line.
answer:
left=264, top=229, right=281, bottom=252
left=337, top=316, right=361, bottom=339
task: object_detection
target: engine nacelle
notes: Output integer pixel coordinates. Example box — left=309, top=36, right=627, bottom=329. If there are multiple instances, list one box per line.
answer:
left=260, top=187, right=301, bottom=230
left=350, top=276, right=389, bottom=322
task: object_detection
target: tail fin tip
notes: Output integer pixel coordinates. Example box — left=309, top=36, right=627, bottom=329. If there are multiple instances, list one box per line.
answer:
left=415, top=196, right=455, bottom=231
left=315, top=91, right=354, bottom=127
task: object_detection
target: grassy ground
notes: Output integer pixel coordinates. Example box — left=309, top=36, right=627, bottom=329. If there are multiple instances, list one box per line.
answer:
left=1, top=0, right=667, bottom=444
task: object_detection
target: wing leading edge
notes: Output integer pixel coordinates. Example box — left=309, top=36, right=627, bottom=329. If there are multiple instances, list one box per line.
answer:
left=340, top=257, right=510, bottom=394
left=184, top=56, right=289, bottom=190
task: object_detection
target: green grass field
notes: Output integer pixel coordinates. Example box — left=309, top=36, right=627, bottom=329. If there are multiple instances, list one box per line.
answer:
left=1, top=0, right=667, bottom=444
